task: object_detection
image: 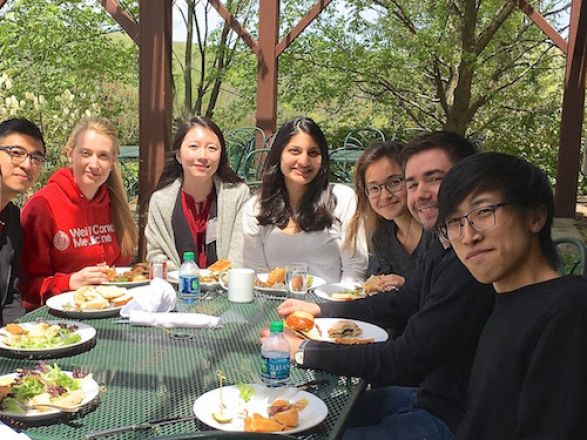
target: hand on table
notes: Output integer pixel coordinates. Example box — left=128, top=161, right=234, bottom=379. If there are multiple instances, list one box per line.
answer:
left=376, top=274, right=405, bottom=292
left=259, top=326, right=304, bottom=361
left=69, top=265, right=110, bottom=290
left=276, top=299, right=321, bottom=319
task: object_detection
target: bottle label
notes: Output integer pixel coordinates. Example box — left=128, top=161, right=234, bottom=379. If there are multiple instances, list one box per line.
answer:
left=179, top=275, right=200, bottom=294
left=261, top=355, right=290, bottom=381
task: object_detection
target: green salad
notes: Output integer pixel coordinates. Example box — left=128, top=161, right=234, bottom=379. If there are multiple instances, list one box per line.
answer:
left=1, top=322, right=81, bottom=349
left=0, top=363, right=87, bottom=414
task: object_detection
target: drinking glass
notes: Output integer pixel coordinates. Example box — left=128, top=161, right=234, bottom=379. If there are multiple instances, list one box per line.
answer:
left=285, top=263, right=309, bottom=297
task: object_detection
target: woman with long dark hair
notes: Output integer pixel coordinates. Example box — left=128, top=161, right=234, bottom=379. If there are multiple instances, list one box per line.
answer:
left=346, top=141, right=433, bottom=290
left=242, top=116, right=367, bottom=283
left=146, top=116, right=250, bottom=269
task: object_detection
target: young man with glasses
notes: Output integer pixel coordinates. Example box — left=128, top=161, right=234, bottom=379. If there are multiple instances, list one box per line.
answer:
left=0, top=118, right=45, bottom=325
left=437, top=152, right=587, bottom=438
left=263, top=132, right=495, bottom=438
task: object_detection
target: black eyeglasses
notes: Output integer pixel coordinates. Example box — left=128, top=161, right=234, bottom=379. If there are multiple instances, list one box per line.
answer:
left=0, top=145, right=46, bottom=168
left=438, top=201, right=515, bottom=241
left=365, top=176, right=404, bottom=198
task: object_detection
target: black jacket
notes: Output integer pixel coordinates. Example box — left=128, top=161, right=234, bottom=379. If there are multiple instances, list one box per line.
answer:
left=304, top=238, right=495, bottom=432
left=0, top=202, right=25, bottom=325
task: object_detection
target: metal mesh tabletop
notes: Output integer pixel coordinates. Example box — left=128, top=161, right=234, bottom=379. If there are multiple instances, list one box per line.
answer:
left=0, top=294, right=365, bottom=439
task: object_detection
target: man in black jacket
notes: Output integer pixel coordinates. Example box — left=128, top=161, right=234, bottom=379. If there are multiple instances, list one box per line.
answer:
left=0, top=118, right=45, bottom=325
left=262, top=132, right=495, bottom=438
left=437, top=152, right=587, bottom=439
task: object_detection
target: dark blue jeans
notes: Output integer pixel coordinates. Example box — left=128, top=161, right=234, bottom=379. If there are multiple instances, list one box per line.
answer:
left=342, top=386, right=453, bottom=440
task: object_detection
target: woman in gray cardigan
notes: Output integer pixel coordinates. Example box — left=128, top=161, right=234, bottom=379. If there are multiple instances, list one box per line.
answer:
left=146, top=117, right=250, bottom=270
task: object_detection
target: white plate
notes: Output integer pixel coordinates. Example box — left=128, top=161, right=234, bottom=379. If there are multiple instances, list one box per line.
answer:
left=0, top=321, right=96, bottom=354
left=46, top=291, right=131, bottom=319
left=0, top=372, right=100, bottom=420
left=102, top=267, right=150, bottom=288
left=167, top=269, right=220, bottom=290
left=314, top=283, right=366, bottom=302
left=255, top=273, right=326, bottom=295
left=194, top=384, right=328, bottom=434
left=311, top=318, right=388, bottom=343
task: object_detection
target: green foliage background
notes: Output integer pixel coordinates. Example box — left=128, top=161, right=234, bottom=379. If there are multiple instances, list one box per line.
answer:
left=1, top=0, right=586, bottom=200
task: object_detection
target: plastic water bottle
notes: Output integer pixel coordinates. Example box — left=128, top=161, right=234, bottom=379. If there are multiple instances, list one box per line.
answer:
left=261, top=320, right=290, bottom=387
left=177, top=251, right=200, bottom=310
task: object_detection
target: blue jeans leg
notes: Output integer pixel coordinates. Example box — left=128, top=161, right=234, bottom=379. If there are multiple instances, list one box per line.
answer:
left=342, top=386, right=453, bottom=440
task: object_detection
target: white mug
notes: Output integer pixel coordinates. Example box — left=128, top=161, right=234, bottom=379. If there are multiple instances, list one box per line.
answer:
left=220, top=268, right=255, bottom=303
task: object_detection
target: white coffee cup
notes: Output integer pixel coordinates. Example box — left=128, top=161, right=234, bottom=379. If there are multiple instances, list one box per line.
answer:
left=220, top=268, right=255, bottom=303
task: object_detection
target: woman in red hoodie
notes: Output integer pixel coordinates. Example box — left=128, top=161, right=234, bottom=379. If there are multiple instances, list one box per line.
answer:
left=20, top=118, right=137, bottom=310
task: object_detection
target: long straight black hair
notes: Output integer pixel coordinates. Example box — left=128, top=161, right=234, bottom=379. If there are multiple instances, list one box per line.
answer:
left=256, top=116, right=336, bottom=231
left=154, top=116, right=242, bottom=192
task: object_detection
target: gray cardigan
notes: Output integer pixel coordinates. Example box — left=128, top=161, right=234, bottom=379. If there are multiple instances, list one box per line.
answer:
left=146, top=177, right=250, bottom=270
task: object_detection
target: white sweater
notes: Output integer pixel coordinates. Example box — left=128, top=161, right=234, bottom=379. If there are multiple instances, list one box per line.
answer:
left=242, top=183, right=367, bottom=283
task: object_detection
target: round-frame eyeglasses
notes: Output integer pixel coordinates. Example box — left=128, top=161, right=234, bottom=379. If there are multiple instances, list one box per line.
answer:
left=365, top=176, right=404, bottom=198
left=438, top=201, right=515, bottom=241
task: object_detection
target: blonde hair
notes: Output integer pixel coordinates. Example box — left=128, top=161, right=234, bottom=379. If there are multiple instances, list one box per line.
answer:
left=64, top=118, right=137, bottom=259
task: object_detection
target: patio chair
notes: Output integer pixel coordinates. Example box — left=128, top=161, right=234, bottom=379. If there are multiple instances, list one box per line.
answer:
left=343, top=127, right=385, bottom=149
left=240, top=147, right=271, bottom=190
left=329, top=146, right=364, bottom=184
left=225, top=127, right=266, bottom=177
left=554, top=236, right=587, bottom=276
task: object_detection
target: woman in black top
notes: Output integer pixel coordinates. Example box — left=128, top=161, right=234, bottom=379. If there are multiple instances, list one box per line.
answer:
left=346, top=141, right=433, bottom=290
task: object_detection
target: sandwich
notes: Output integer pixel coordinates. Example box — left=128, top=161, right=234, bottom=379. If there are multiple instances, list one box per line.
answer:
left=330, top=286, right=366, bottom=301
left=207, top=258, right=231, bottom=273
left=110, top=293, right=133, bottom=307
left=73, top=285, right=129, bottom=310
left=74, top=287, right=110, bottom=310
left=95, top=285, right=128, bottom=300
left=267, top=267, right=286, bottom=285
left=327, top=320, right=363, bottom=338
left=362, top=275, right=382, bottom=294
left=285, top=311, right=315, bottom=333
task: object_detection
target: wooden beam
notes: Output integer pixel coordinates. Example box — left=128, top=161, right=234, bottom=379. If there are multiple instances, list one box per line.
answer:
left=555, top=0, right=587, bottom=217
left=255, top=0, right=280, bottom=138
left=512, top=0, right=567, bottom=54
left=99, top=0, right=140, bottom=46
left=276, top=0, right=333, bottom=56
left=137, top=0, right=172, bottom=258
left=209, top=0, right=259, bottom=54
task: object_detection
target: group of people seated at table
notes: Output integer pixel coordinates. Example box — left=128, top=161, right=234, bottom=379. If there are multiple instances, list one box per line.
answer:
left=0, top=113, right=585, bottom=438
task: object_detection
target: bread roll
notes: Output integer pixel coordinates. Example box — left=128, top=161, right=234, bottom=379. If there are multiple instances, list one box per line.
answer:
left=285, top=311, right=315, bottom=333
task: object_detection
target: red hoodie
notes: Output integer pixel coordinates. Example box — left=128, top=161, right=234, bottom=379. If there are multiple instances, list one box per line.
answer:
left=20, top=168, right=130, bottom=310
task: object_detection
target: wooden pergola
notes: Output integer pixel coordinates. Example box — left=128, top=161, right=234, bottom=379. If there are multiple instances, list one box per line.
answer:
left=0, top=0, right=585, bottom=257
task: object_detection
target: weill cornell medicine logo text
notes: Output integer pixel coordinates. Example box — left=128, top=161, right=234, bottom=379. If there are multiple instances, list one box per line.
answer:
left=53, top=224, right=115, bottom=251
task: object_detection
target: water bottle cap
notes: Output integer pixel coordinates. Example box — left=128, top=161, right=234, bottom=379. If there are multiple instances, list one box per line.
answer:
left=270, top=321, right=284, bottom=333
left=183, top=251, right=195, bottom=262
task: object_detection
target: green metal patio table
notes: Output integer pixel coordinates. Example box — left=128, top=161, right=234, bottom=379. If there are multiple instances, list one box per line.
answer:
left=0, top=293, right=365, bottom=439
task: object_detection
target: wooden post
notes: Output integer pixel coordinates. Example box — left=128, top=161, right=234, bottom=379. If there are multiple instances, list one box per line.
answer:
left=255, top=1, right=280, bottom=140
left=555, top=0, right=587, bottom=217
left=137, top=0, right=172, bottom=259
